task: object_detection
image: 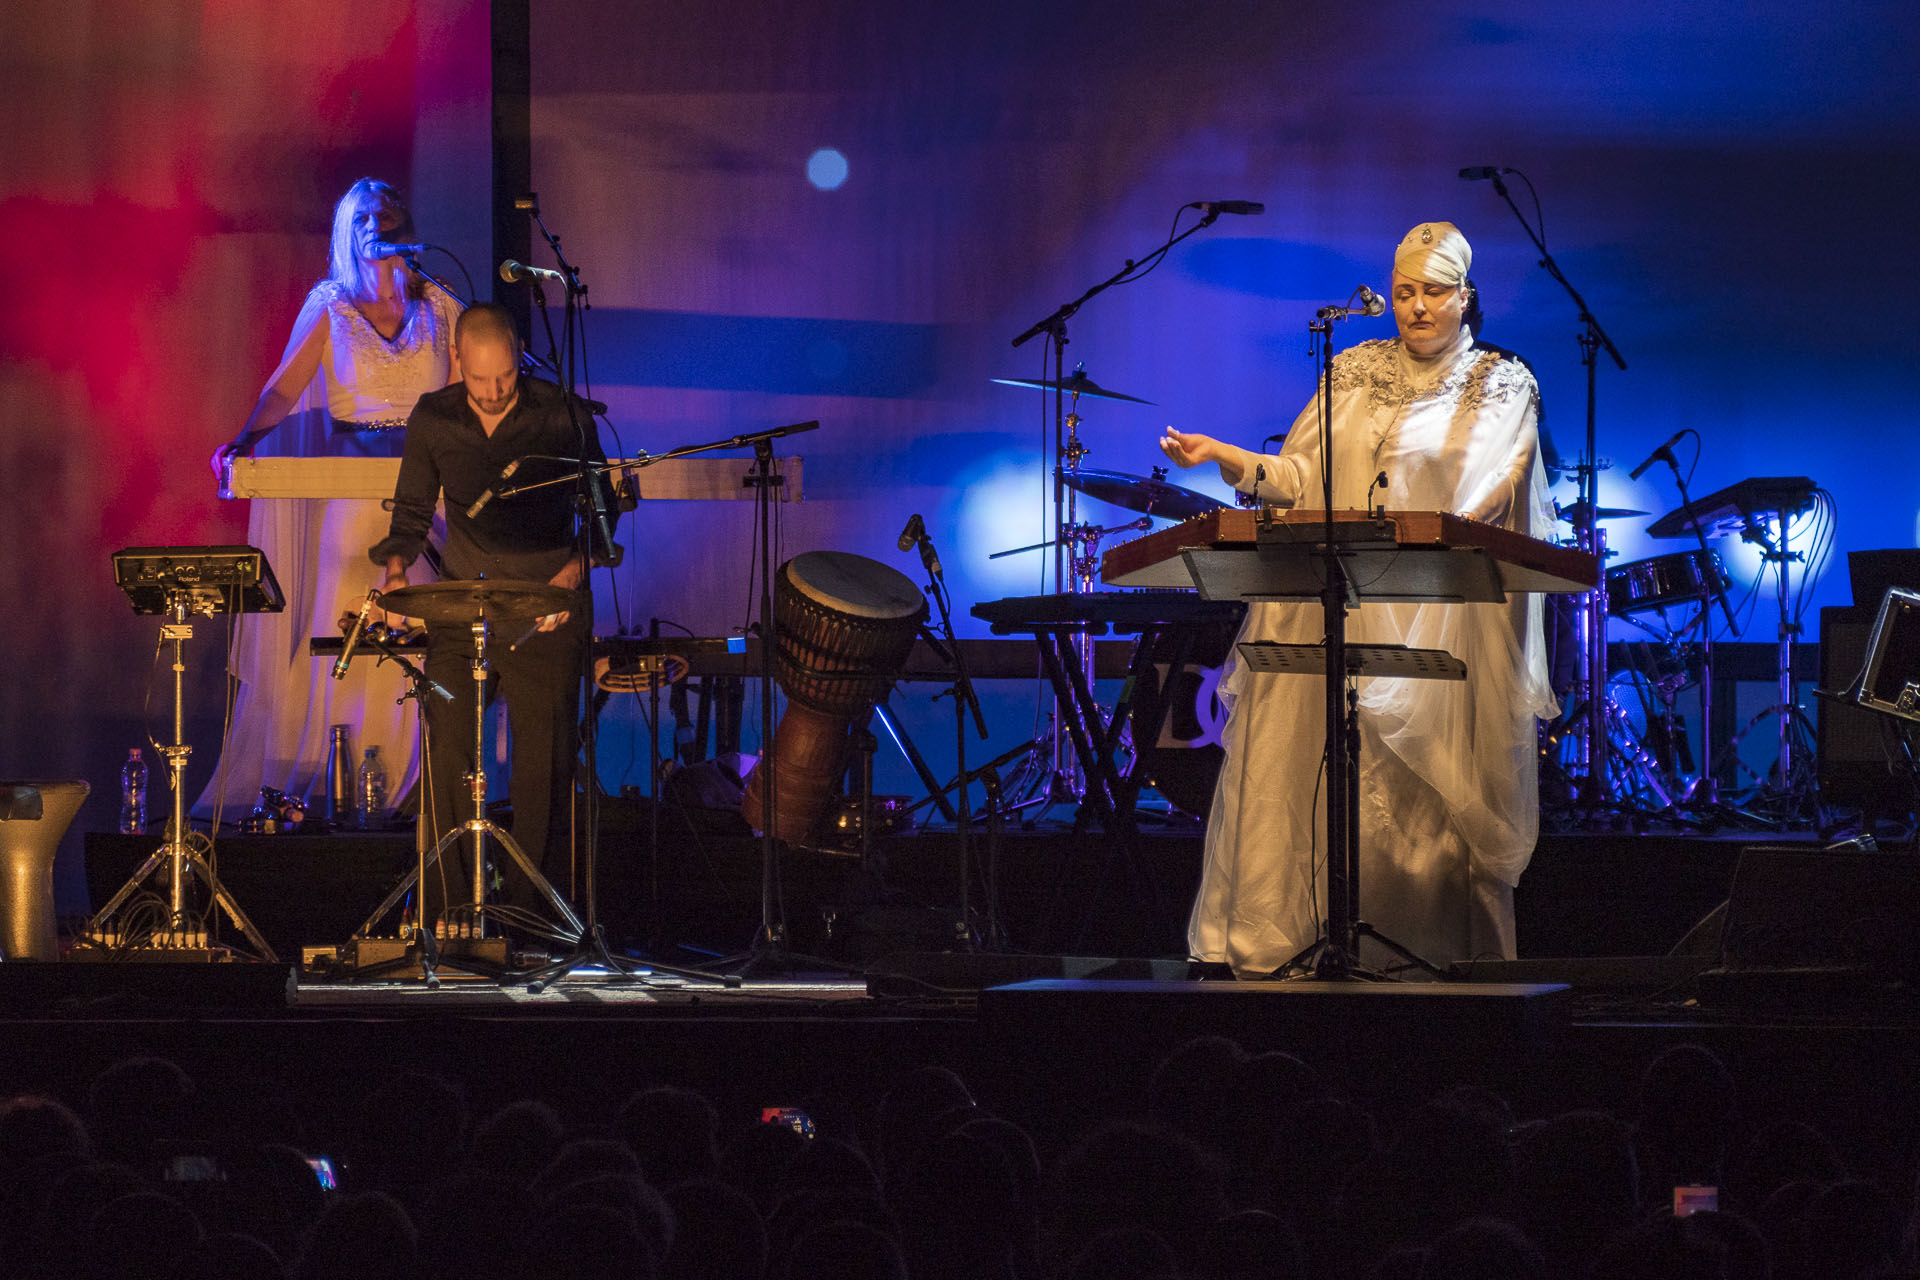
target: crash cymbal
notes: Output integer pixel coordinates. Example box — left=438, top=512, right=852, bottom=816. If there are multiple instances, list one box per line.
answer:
left=1064, top=468, right=1224, bottom=520
left=1556, top=501, right=1648, bottom=525
left=988, top=370, right=1154, bottom=405
left=379, top=579, right=582, bottom=624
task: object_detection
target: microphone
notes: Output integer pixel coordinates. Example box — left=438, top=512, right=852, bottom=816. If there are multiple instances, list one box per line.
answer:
left=916, top=529, right=944, bottom=581
left=1628, top=430, right=1688, bottom=481
left=897, top=513, right=925, bottom=553
left=332, top=591, right=379, bottom=681
left=1192, top=200, right=1265, bottom=216
left=499, top=259, right=567, bottom=286
left=1457, top=166, right=1507, bottom=181
left=367, top=240, right=430, bottom=259
left=465, top=458, right=521, bottom=518
left=1357, top=285, right=1387, bottom=317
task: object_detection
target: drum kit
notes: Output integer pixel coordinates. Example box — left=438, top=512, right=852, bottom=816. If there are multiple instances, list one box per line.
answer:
left=1544, top=473, right=1825, bottom=826
left=984, top=366, right=1226, bottom=816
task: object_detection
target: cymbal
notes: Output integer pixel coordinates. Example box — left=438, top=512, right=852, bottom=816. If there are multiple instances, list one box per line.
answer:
left=1064, top=468, right=1223, bottom=520
left=379, top=579, right=582, bottom=624
left=989, top=371, right=1153, bottom=405
left=1556, top=501, right=1648, bottom=525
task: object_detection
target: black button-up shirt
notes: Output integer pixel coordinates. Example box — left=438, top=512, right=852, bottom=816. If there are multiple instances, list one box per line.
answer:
left=370, top=375, right=613, bottom=582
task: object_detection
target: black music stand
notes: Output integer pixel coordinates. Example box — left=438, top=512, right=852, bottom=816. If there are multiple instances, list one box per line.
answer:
left=1182, top=516, right=1472, bottom=980
left=89, top=547, right=285, bottom=960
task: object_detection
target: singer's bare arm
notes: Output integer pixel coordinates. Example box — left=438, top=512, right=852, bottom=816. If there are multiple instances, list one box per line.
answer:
left=208, top=311, right=329, bottom=487
left=1159, top=427, right=1247, bottom=485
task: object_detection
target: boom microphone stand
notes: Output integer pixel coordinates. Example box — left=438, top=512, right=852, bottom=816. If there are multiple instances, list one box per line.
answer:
left=1009, top=201, right=1254, bottom=809
left=1468, top=167, right=1626, bottom=814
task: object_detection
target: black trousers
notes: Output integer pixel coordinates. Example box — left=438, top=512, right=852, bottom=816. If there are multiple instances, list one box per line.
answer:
left=420, top=614, right=586, bottom=920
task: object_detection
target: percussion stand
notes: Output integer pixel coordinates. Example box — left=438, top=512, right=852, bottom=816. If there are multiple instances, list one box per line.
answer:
left=1475, top=169, right=1627, bottom=820
left=87, top=586, right=277, bottom=960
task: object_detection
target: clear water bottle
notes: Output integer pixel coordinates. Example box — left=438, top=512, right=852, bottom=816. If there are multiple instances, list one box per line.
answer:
left=356, top=745, right=389, bottom=831
left=118, top=747, right=148, bottom=835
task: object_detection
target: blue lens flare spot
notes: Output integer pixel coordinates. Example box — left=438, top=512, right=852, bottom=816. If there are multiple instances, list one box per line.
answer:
left=806, top=148, right=849, bottom=191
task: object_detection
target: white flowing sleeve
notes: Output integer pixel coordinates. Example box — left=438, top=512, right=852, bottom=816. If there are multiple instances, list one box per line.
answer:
left=1212, top=386, right=1328, bottom=507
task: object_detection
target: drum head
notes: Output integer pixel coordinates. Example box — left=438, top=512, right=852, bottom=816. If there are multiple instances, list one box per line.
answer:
left=784, top=551, right=924, bottom=620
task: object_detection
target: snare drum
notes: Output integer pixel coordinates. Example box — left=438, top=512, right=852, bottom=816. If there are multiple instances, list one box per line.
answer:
left=1606, top=549, right=1729, bottom=617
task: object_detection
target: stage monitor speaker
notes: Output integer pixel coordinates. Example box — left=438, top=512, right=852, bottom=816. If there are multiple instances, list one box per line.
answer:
left=1716, top=844, right=1920, bottom=986
left=1818, top=607, right=1894, bottom=810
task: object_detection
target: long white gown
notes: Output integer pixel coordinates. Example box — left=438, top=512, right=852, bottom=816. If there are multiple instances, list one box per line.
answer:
left=194, top=280, right=457, bottom=821
left=1188, top=328, right=1559, bottom=976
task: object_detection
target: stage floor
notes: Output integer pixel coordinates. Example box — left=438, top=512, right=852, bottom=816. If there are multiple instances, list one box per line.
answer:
left=38, top=820, right=1919, bottom=1190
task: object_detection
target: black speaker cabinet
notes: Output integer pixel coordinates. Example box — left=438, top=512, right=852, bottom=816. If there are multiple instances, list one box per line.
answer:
left=1818, top=606, right=1893, bottom=810
left=1719, top=844, right=1920, bottom=983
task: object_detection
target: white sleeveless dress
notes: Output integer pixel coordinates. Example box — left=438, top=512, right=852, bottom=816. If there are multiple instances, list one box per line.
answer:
left=194, top=281, right=457, bottom=820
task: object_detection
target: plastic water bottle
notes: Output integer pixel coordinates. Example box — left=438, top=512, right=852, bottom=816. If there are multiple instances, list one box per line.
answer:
left=118, top=748, right=148, bottom=835
left=356, top=745, right=389, bottom=831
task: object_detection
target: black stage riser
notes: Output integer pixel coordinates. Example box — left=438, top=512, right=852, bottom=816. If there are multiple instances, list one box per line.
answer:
left=84, top=826, right=1759, bottom=966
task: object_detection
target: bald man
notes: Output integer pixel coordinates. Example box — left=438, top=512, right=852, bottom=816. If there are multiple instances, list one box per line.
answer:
left=370, top=302, right=614, bottom=926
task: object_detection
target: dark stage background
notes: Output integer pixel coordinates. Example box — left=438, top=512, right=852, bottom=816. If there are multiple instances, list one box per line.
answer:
left=5, top=1, right=1916, bottom=915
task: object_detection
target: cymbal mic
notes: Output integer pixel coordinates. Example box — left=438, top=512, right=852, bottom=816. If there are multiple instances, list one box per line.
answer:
left=1064, top=468, right=1224, bottom=520
left=1556, top=501, right=1648, bottom=524
left=989, top=370, right=1153, bottom=405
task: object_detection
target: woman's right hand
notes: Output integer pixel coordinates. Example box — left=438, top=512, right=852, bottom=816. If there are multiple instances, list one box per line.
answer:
left=209, top=438, right=244, bottom=489
left=1159, top=427, right=1220, bottom=469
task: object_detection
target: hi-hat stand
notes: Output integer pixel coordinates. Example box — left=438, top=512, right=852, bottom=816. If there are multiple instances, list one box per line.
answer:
left=91, top=547, right=285, bottom=959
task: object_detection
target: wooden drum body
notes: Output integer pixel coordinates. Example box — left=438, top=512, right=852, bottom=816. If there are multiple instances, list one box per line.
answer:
left=742, top=552, right=928, bottom=843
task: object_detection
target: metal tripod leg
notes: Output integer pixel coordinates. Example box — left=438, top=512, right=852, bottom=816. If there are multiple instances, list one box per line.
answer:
left=88, top=839, right=277, bottom=960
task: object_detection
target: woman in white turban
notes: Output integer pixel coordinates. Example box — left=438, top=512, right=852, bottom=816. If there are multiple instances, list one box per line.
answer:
left=1159, top=221, right=1557, bottom=976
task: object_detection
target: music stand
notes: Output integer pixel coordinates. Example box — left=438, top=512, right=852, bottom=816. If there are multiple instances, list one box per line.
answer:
left=89, top=546, right=284, bottom=959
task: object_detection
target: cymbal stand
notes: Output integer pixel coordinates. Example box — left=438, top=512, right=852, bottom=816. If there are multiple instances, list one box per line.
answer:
left=350, top=613, right=584, bottom=982
left=1475, top=169, right=1627, bottom=818
left=87, top=589, right=277, bottom=959
left=342, top=628, right=470, bottom=983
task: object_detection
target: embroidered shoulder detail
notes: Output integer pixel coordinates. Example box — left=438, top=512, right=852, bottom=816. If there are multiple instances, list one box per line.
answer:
left=1328, top=339, right=1402, bottom=411
left=1448, top=348, right=1538, bottom=415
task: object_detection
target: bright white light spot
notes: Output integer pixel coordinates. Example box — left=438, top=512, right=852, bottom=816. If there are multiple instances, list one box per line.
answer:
left=806, top=149, right=849, bottom=191
left=958, top=456, right=1065, bottom=600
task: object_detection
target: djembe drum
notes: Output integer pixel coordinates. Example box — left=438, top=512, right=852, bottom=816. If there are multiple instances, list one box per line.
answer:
left=742, top=551, right=928, bottom=843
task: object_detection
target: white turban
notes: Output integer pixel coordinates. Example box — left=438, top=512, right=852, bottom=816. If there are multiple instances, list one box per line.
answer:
left=1394, top=221, right=1472, bottom=287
